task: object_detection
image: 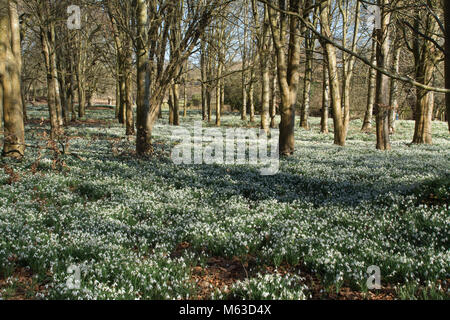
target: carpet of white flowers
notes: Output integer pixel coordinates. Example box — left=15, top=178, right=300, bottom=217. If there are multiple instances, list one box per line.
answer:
left=0, top=106, right=449, bottom=300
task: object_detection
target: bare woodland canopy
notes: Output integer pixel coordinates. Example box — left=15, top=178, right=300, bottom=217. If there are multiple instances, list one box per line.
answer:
left=0, top=0, right=449, bottom=158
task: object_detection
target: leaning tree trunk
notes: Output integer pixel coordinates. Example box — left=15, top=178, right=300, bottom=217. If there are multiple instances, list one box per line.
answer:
left=375, top=0, right=391, bottom=151
left=1, top=0, right=25, bottom=157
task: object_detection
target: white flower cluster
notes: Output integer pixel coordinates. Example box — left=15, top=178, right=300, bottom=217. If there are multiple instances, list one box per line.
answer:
left=0, top=109, right=448, bottom=299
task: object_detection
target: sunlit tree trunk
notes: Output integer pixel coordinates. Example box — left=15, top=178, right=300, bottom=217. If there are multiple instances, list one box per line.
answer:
left=269, top=60, right=277, bottom=129
left=389, top=41, right=400, bottom=134
left=269, top=0, right=308, bottom=155
left=362, top=33, right=377, bottom=132
left=1, top=0, right=25, bottom=157
left=320, top=0, right=346, bottom=146
left=375, top=0, right=391, bottom=151
left=412, top=2, right=440, bottom=144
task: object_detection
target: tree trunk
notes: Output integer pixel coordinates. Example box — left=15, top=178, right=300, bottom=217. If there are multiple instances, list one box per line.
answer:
left=125, top=63, right=135, bottom=135
left=136, top=0, right=152, bottom=155
left=412, top=4, right=439, bottom=144
left=270, top=63, right=277, bottom=128
left=201, top=38, right=207, bottom=120
left=389, top=42, right=400, bottom=134
left=300, top=28, right=314, bottom=130
left=268, top=0, right=307, bottom=155
left=362, top=33, right=377, bottom=132
left=41, top=27, right=59, bottom=138
left=413, top=63, right=435, bottom=144
left=1, top=0, right=25, bottom=157
left=320, top=0, right=346, bottom=146
left=445, top=0, right=450, bottom=132
left=375, top=0, right=391, bottom=151
left=255, top=2, right=271, bottom=132
left=321, top=61, right=330, bottom=134
left=249, top=76, right=255, bottom=123
left=173, top=82, right=180, bottom=126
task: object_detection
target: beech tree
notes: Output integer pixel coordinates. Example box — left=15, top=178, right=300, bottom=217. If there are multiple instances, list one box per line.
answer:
left=268, top=0, right=311, bottom=156
left=135, top=0, right=226, bottom=155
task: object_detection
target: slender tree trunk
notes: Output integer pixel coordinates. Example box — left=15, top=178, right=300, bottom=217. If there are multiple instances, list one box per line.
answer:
left=341, top=1, right=360, bottom=137
left=300, top=27, right=314, bottom=129
left=375, top=0, right=391, bottom=151
left=201, top=38, right=208, bottom=120
left=412, top=5, right=439, bottom=144
left=249, top=76, right=255, bottom=123
left=125, top=62, right=135, bottom=135
left=389, top=43, right=400, bottom=134
left=241, top=1, right=248, bottom=121
left=270, top=63, right=277, bottom=128
left=321, top=61, right=330, bottom=134
left=173, top=81, right=180, bottom=126
left=320, top=0, right=346, bottom=146
left=362, top=33, right=377, bottom=131
left=136, top=0, right=152, bottom=155
left=445, top=0, right=450, bottom=132
left=41, top=27, right=59, bottom=138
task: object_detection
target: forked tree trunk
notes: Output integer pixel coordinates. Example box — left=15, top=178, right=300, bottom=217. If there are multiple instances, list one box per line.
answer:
left=1, top=0, right=25, bottom=157
left=268, top=0, right=307, bottom=155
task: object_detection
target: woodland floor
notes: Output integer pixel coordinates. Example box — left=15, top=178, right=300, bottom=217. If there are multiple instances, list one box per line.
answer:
left=0, top=105, right=449, bottom=300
